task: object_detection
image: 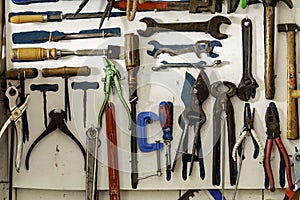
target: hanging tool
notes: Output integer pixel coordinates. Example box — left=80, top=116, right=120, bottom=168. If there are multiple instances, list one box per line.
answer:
left=98, top=57, right=131, bottom=130
left=137, top=112, right=163, bottom=178
left=124, top=33, right=140, bottom=189
left=231, top=103, right=264, bottom=200
left=9, top=11, right=126, bottom=24
left=159, top=101, right=173, bottom=181
left=173, top=71, right=210, bottom=180
left=74, top=0, right=89, bottom=15
left=11, top=0, right=78, bottom=4
left=0, top=86, right=30, bottom=172
left=5, top=68, right=38, bottom=142
left=264, top=102, right=293, bottom=193
left=152, top=60, right=221, bottom=71
left=105, top=103, right=121, bottom=200
left=0, top=0, right=4, bottom=73
left=247, top=0, right=293, bottom=99
left=30, top=84, right=59, bottom=128
left=237, top=18, right=258, bottom=101
left=278, top=23, right=300, bottom=140
left=12, top=28, right=121, bottom=44
left=25, top=109, right=86, bottom=170
left=42, top=66, right=91, bottom=122
left=147, top=40, right=222, bottom=58
left=178, top=190, right=200, bottom=200
left=71, top=82, right=99, bottom=128
left=85, top=125, right=99, bottom=200
left=10, top=46, right=121, bottom=62
left=211, top=81, right=237, bottom=186
left=137, top=16, right=231, bottom=39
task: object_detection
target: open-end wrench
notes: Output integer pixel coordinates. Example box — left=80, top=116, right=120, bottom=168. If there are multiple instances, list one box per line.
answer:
left=152, top=60, right=221, bottom=71
left=137, top=16, right=231, bottom=39
left=147, top=40, right=222, bottom=58
left=237, top=18, right=258, bottom=101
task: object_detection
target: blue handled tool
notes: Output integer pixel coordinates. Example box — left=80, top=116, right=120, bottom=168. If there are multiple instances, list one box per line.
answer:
left=159, top=101, right=173, bottom=181
left=12, top=28, right=121, bottom=44
left=137, top=112, right=164, bottom=178
left=11, top=0, right=78, bottom=4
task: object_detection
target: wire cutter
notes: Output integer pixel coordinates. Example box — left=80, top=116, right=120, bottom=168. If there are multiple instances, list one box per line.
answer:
left=232, top=103, right=264, bottom=163
left=0, top=86, right=30, bottom=172
left=98, top=57, right=131, bottom=130
left=264, top=102, right=293, bottom=192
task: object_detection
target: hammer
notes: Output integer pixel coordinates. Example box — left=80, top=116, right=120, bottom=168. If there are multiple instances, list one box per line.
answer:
left=247, top=0, right=293, bottom=99
left=71, top=81, right=99, bottom=128
left=278, top=23, right=300, bottom=140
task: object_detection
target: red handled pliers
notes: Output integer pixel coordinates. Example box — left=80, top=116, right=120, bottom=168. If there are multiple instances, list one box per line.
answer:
left=264, top=102, right=293, bottom=193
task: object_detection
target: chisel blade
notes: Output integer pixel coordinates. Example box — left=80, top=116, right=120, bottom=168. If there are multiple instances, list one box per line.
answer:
left=68, top=45, right=121, bottom=59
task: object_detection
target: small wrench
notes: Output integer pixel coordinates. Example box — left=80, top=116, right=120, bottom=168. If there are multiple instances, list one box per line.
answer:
left=137, top=16, right=231, bottom=39
left=152, top=60, right=221, bottom=71
left=147, top=40, right=222, bottom=58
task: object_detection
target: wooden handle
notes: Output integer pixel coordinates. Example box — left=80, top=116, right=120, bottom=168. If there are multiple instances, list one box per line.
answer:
left=42, top=66, right=90, bottom=77
left=287, top=31, right=299, bottom=140
left=10, top=48, right=59, bottom=61
left=264, top=6, right=275, bottom=100
left=10, top=15, right=46, bottom=24
left=5, top=68, right=38, bottom=79
left=105, top=103, right=121, bottom=200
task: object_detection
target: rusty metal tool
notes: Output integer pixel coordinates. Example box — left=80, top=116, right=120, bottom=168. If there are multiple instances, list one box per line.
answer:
left=9, top=11, right=126, bottom=24
left=30, top=84, right=59, bottom=128
left=5, top=68, right=38, bottom=142
left=137, top=16, right=231, bottom=39
left=152, top=60, right=221, bottom=71
left=124, top=33, right=140, bottom=189
left=237, top=18, right=259, bottom=101
left=10, top=45, right=121, bottom=62
left=247, top=0, right=293, bottom=99
left=278, top=23, right=300, bottom=140
left=105, top=103, right=121, bottom=200
left=71, top=82, right=99, bottom=128
left=147, top=40, right=222, bottom=58
left=42, top=66, right=91, bottom=121
left=85, top=125, right=99, bottom=200
left=0, top=86, right=30, bottom=172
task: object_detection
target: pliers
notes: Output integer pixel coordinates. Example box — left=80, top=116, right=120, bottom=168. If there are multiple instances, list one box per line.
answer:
left=98, top=57, right=131, bottom=130
left=264, top=102, right=293, bottom=192
left=232, top=103, right=264, bottom=163
left=0, top=86, right=30, bottom=172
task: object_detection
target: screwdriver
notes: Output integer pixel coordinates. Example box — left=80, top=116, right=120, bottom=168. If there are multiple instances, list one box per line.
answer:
left=159, top=101, right=173, bottom=181
left=10, top=46, right=121, bottom=62
left=11, top=0, right=79, bottom=4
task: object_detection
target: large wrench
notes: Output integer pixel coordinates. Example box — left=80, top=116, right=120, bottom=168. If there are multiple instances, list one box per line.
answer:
left=137, top=16, right=231, bottom=39
left=147, top=40, right=222, bottom=58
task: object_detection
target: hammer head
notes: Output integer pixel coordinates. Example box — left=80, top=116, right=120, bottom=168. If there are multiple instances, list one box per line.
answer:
left=278, top=23, right=300, bottom=33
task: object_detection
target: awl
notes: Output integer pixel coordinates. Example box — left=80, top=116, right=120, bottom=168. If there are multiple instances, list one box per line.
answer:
left=10, top=46, right=121, bottom=62
left=12, top=28, right=121, bottom=44
left=9, top=11, right=126, bottom=24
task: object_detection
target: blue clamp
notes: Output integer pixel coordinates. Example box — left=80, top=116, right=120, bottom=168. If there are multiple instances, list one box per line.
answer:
left=137, top=112, right=164, bottom=152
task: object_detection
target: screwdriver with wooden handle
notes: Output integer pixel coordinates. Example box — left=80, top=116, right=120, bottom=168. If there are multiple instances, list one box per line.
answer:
left=10, top=45, right=121, bottom=62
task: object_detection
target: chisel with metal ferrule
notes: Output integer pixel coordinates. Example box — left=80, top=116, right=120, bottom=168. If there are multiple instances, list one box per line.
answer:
left=9, top=11, right=126, bottom=24
left=12, top=0, right=79, bottom=4
left=12, top=28, right=121, bottom=44
left=10, top=45, right=121, bottom=62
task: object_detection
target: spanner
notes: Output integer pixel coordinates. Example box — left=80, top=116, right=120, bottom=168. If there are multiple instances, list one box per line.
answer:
left=147, top=40, right=222, bottom=58
left=137, top=15, right=231, bottom=39
left=152, top=60, right=221, bottom=71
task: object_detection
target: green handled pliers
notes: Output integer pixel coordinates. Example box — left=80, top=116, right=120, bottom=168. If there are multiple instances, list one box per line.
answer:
left=240, top=0, right=247, bottom=8
left=98, top=57, right=131, bottom=130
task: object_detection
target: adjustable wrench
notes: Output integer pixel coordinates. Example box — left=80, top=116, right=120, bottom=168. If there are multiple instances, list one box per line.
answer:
left=147, top=40, right=222, bottom=58
left=137, top=16, right=231, bottom=39
left=237, top=18, right=258, bottom=101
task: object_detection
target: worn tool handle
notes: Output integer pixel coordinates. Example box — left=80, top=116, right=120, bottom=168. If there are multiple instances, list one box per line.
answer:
left=114, top=1, right=184, bottom=11
left=5, top=68, right=38, bottom=79
left=42, top=66, right=90, bottom=77
left=286, top=31, right=299, bottom=140
left=10, top=15, right=46, bottom=24
left=30, top=84, right=59, bottom=92
left=105, top=103, right=121, bottom=200
left=159, top=101, right=173, bottom=141
left=264, top=6, right=275, bottom=99
left=10, top=48, right=60, bottom=61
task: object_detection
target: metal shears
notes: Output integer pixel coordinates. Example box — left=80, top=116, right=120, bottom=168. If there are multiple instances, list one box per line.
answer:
left=0, top=86, right=30, bottom=172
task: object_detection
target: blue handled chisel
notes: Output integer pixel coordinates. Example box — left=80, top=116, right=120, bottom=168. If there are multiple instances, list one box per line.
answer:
left=12, top=0, right=78, bottom=5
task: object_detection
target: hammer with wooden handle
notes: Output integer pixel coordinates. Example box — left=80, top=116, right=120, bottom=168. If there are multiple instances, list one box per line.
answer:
left=278, top=23, right=300, bottom=140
